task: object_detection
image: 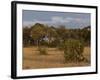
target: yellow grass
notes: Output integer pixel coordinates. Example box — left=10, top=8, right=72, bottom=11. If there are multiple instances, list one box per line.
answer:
left=23, top=47, right=91, bottom=69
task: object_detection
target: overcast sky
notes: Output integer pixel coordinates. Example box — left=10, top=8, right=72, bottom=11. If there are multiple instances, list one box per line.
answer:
left=22, top=10, right=90, bottom=29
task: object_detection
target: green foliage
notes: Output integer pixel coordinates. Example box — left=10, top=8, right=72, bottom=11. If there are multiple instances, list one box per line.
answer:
left=47, top=39, right=60, bottom=47
left=56, top=26, right=67, bottom=41
left=30, top=23, right=47, bottom=46
left=30, top=23, right=46, bottom=40
left=23, top=23, right=91, bottom=48
left=80, top=29, right=91, bottom=46
left=40, top=40, right=48, bottom=46
left=23, top=27, right=31, bottom=47
left=38, top=47, right=48, bottom=55
left=62, top=39, right=84, bottom=62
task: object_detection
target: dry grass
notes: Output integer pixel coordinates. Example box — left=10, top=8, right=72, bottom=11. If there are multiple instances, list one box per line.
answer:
left=23, top=46, right=91, bottom=69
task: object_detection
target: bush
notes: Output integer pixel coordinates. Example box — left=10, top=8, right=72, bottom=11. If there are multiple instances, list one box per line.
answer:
left=38, top=47, right=48, bottom=55
left=40, top=40, right=48, bottom=46
left=62, top=39, right=84, bottom=63
left=48, top=39, right=60, bottom=48
left=58, top=42, right=65, bottom=51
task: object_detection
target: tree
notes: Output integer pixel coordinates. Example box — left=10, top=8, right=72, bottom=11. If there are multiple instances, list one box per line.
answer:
left=45, top=26, right=58, bottom=46
left=23, top=27, right=31, bottom=47
left=56, top=25, right=68, bottom=47
left=80, top=26, right=91, bottom=46
left=30, top=23, right=46, bottom=46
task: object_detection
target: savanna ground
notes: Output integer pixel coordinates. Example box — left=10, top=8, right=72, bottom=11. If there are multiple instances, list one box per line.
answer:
left=23, top=46, right=91, bottom=69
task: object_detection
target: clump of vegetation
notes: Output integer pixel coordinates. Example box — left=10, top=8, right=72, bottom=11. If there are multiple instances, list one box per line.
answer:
left=62, top=39, right=85, bottom=63
left=38, top=47, right=48, bottom=55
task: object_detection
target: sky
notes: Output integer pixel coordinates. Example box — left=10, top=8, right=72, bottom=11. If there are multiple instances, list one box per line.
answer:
left=22, top=10, right=91, bottom=29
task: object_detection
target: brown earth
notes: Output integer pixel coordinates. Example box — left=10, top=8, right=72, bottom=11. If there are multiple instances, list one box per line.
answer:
left=23, top=47, right=91, bottom=69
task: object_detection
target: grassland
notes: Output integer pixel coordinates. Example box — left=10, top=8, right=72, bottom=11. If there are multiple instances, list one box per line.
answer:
left=23, top=47, right=90, bottom=69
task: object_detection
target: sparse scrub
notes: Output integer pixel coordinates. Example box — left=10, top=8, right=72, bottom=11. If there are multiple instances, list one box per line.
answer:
left=23, top=23, right=91, bottom=69
left=62, top=39, right=85, bottom=63
left=38, top=47, right=48, bottom=55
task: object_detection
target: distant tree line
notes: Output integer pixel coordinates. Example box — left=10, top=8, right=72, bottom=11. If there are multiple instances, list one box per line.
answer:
left=23, top=23, right=91, bottom=47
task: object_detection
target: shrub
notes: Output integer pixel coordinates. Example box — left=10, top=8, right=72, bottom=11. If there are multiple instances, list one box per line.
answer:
left=40, top=40, right=48, bottom=46
left=38, top=47, right=48, bottom=55
left=58, top=42, right=65, bottom=51
left=48, top=39, right=60, bottom=48
left=62, top=39, right=84, bottom=63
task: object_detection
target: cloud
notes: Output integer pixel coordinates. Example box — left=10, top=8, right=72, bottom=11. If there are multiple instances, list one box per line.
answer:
left=23, top=21, right=34, bottom=27
left=23, top=16, right=90, bottom=28
left=51, top=16, right=85, bottom=23
left=23, top=20, right=54, bottom=27
left=51, top=16, right=69, bottom=23
left=65, top=17, right=81, bottom=22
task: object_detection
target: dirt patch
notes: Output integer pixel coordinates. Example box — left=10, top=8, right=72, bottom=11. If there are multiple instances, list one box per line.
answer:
left=23, top=47, right=90, bottom=69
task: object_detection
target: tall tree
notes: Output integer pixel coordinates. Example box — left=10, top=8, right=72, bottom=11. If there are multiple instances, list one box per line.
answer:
left=30, top=23, right=46, bottom=46
left=23, top=27, right=31, bottom=46
left=56, top=25, right=67, bottom=42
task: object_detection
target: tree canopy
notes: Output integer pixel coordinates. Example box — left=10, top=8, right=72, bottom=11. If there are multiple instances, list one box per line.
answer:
left=23, top=23, right=91, bottom=47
